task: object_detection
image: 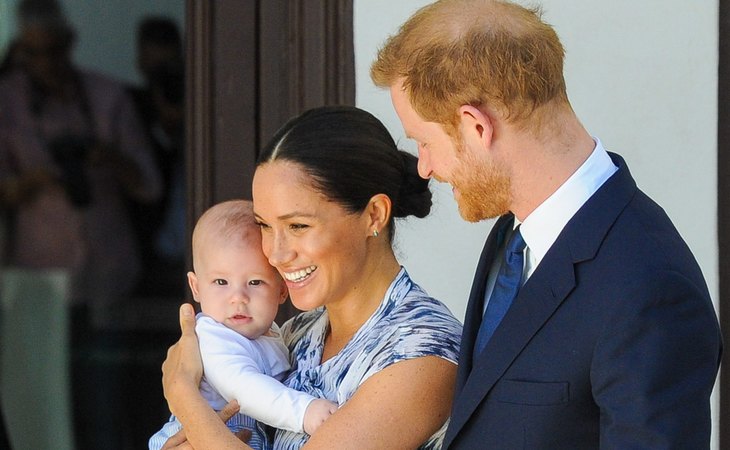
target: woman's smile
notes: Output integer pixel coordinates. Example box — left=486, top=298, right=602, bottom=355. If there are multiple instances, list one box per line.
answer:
left=282, top=265, right=318, bottom=283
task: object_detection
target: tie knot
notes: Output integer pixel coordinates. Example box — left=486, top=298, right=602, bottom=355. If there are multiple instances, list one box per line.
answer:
left=506, top=226, right=526, bottom=256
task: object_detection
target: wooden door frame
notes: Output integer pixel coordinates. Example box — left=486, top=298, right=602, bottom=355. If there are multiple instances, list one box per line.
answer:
left=718, top=0, right=729, bottom=447
left=184, top=0, right=354, bottom=320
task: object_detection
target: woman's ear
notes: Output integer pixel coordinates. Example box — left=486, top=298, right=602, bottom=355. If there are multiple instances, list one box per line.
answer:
left=458, top=104, right=494, bottom=150
left=187, top=271, right=201, bottom=304
left=365, top=193, right=392, bottom=237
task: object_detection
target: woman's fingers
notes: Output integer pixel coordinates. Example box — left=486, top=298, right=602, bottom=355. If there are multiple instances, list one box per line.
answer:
left=179, top=302, right=196, bottom=336
left=162, top=303, right=203, bottom=414
left=160, top=428, right=189, bottom=449
left=159, top=401, right=239, bottom=450
left=234, top=429, right=252, bottom=444
left=217, top=400, right=241, bottom=422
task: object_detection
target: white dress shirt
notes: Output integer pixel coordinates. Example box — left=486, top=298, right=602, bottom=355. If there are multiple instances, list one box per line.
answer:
left=483, top=138, right=618, bottom=313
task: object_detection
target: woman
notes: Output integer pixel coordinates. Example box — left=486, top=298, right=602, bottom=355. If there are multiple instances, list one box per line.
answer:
left=162, top=106, right=462, bottom=449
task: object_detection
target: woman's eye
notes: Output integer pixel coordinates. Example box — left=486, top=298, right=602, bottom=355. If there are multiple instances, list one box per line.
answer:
left=256, top=221, right=271, bottom=230
left=249, top=280, right=263, bottom=286
left=290, top=223, right=309, bottom=231
left=214, top=279, right=228, bottom=286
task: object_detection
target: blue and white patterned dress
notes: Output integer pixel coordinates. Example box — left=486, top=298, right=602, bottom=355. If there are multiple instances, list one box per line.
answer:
left=273, top=268, right=463, bottom=449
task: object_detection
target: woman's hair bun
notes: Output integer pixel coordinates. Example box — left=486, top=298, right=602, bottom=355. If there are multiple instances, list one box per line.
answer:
left=393, top=150, right=432, bottom=219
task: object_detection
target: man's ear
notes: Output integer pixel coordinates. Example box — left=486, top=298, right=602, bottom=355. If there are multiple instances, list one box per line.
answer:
left=365, top=193, right=392, bottom=238
left=458, top=104, right=494, bottom=150
left=187, top=271, right=201, bottom=304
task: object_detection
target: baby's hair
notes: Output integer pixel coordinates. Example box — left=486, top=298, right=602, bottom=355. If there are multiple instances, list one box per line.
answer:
left=191, top=200, right=260, bottom=262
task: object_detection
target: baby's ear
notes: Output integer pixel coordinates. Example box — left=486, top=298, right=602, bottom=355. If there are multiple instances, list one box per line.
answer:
left=279, top=282, right=289, bottom=304
left=187, top=271, right=201, bottom=303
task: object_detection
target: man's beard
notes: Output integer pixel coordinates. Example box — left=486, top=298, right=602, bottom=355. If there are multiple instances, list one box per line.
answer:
left=452, top=149, right=511, bottom=223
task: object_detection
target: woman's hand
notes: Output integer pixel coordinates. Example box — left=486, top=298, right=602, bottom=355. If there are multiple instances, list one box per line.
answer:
left=162, top=303, right=204, bottom=415
left=160, top=304, right=253, bottom=449
left=161, top=401, right=251, bottom=450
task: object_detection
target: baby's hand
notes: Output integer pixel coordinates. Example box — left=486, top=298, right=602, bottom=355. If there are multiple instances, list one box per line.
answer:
left=303, top=398, right=338, bottom=435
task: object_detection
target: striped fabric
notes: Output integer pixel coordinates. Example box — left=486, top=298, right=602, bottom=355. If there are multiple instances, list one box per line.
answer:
left=273, top=268, right=462, bottom=449
left=148, top=412, right=270, bottom=450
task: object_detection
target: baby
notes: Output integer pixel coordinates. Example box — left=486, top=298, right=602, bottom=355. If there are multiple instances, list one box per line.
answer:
left=149, top=200, right=337, bottom=450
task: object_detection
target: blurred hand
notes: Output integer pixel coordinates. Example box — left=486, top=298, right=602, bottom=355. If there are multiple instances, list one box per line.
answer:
left=88, top=142, right=143, bottom=190
left=0, top=169, right=57, bottom=206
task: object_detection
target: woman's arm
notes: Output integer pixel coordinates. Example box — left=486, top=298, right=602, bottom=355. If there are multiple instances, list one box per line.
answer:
left=164, top=304, right=457, bottom=449
left=162, top=304, right=252, bottom=450
left=160, top=401, right=249, bottom=450
left=304, top=355, right=457, bottom=450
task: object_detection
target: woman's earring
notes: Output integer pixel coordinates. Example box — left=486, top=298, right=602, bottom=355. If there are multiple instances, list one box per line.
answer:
left=373, top=229, right=379, bottom=237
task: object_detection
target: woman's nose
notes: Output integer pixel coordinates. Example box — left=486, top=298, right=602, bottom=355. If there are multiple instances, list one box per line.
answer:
left=264, top=233, right=294, bottom=267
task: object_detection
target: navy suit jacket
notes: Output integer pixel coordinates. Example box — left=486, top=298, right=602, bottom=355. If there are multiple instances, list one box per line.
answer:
left=443, top=153, right=722, bottom=449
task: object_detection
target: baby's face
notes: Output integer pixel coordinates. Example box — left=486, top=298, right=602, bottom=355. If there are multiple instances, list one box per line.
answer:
left=189, top=235, right=286, bottom=339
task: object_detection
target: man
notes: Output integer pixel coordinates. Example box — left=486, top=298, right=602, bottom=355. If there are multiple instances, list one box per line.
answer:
left=126, top=16, right=186, bottom=298
left=372, top=0, right=722, bottom=448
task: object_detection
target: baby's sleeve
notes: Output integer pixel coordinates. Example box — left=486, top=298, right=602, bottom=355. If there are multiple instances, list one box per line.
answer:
left=197, top=318, right=316, bottom=433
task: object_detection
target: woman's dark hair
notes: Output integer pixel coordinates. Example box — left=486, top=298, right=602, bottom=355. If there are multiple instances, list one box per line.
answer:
left=258, top=105, right=432, bottom=236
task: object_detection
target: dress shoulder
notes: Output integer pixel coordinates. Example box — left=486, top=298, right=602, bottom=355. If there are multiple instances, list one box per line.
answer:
left=355, top=271, right=462, bottom=375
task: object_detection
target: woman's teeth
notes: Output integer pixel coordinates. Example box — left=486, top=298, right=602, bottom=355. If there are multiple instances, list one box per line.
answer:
left=283, top=265, right=317, bottom=282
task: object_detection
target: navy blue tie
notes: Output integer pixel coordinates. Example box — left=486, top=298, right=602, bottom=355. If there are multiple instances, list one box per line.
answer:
left=474, top=225, right=526, bottom=357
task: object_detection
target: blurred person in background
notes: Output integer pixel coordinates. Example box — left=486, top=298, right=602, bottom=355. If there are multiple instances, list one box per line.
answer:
left=127, top=16, right=186, bottom=299
left=0, top=0, right=161, bottom=326
left=0, top=2, right=162, bottom=447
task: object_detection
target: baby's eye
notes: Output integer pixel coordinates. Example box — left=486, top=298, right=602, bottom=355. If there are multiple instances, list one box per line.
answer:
left=249, top=280, right=263, bottom=286
left=214, top=279, right=228, bottom=286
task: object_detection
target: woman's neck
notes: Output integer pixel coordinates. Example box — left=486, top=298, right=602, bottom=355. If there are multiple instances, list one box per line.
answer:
left=321, top=251, right=401, bottom=362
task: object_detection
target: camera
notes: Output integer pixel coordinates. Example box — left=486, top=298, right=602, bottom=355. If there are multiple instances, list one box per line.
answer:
left=48, top=134, right=93, bottom=207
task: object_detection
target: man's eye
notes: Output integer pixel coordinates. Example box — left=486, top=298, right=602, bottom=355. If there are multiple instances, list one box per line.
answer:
left=249, top=280, right=262, bottom=286
left=214, top=279, right=228, bottom=286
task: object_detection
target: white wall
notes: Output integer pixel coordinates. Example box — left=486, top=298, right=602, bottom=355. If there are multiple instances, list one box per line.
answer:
left=355, top=0, right=719, bottom=447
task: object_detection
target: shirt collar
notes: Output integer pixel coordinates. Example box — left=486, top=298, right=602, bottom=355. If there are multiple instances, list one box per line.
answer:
left=517, top=138, right=618, bottom=271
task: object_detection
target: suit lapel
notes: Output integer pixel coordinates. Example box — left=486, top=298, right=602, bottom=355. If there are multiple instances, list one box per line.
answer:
left=455, top=215, right=511, bottom=392
left=447, top=240, right=577, bottom=443
left=444, top=152, right=637, bottom=447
